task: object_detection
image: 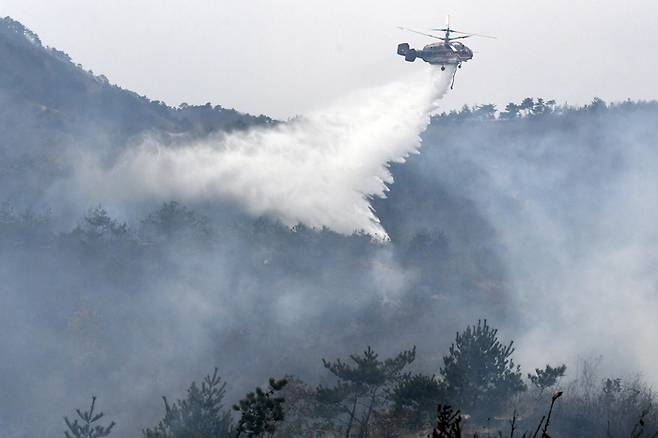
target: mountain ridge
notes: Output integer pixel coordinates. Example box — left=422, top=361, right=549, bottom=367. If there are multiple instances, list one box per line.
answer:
left=0, top=16, right=272, bottom=206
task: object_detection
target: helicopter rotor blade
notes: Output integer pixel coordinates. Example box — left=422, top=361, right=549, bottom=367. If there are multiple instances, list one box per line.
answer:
left=431, top=28, right=461, bottom=33
left=397, top=26, right=442, bottom=40
left=447, top=35, right=473, bottom=40
left=465, top=32, right=496, bottom=39
left=458, top=32, right=495, bottom=39
left=432, top=29, right=496, bottom=39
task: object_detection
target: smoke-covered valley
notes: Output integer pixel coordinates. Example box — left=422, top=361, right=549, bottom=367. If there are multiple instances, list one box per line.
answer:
left=2, top=16, right=658, bottom=438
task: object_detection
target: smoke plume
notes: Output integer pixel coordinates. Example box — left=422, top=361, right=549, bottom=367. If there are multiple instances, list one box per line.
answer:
left=419, top=107, right=658, bottom=383
left=70, top=67, right=455, bottom=237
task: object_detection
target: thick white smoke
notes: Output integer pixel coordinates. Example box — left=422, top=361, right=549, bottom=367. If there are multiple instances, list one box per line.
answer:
left=72, top=67, right=455, bottom=237
left=426, top=117, right=658, bottom=383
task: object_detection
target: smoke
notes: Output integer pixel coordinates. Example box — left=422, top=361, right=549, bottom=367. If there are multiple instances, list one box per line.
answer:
left=419, top=107, right=658, bottom=383
left=66, top=67, right=455, bottom=238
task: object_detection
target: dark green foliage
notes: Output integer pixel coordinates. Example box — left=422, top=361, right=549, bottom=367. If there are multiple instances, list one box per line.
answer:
left=499, top=102, right=521, bottom=120
left=320, top=346, right=416, bottom=389
left=271, top=376, right=321, bottom=437
left=317, top=346, right=416, bottom=437
left=233, top=378, right=288, bottom=437
left=520, top=97, right=535, bottom=115
left=143, top=368, right=233, bottom=438
left=64, top=396, right=115, bottom=438
left=140, top=201, right=211, bottom=243
left=390, top=373, right=444, bottom=429
left=472, top=104, right=497, bottom=120
left=531, top=98, right=556, bottom=115
left=586, top=97, right=607, bottom=112
left=72, top=206, right=129, bottom=243
left=430, top=405, right=462, bottom=438
left=436, top=96, right=563, bottom=121
left=528, top=364, right=567, bottom=392
left=441, top=320, right=526, bottom=417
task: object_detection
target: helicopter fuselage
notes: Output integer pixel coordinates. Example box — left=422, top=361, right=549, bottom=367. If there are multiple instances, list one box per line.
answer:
left=420, top=41, right=473, bottom=64
left=397, top=41, right=473, bottom=67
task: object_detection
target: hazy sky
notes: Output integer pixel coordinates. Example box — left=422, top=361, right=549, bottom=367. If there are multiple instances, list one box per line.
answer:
left=3, top=0, right=657, bottom=118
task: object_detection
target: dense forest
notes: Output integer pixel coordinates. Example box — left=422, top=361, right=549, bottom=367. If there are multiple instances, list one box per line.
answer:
left=2, top=16, right=658, bottom=437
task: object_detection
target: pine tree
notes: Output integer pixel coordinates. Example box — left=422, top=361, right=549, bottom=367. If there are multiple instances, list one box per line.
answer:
left=441, top=320, right=526, bottom=417
left=317, top=346, right=416, bottom=437
left=390, top=373, right=445, bottom=429
left=143, top=368, right=234, bottom=438
left=528, top=364, right=567, bottom=392
left=64, top=396, right=115, bottom=438
left=233, top=378, right=288, bottom=437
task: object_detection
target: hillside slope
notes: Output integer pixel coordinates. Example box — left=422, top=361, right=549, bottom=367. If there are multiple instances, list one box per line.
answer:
left=2, top=16, right=658, bottom=438
left=0, top=16, right=271, bottom=204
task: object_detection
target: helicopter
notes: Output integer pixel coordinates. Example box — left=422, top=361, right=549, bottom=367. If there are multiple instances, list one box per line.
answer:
left=396, top=17, right=494, bottom=72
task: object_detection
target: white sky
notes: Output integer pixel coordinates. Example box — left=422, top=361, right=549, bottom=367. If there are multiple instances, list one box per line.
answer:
left=2, top=0, right=657, bottom=118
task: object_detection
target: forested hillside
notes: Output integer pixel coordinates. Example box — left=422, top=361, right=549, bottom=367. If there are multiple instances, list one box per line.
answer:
left=2, top=16, right=658, bottom=438
left=0, top=16, right=271, bottom=206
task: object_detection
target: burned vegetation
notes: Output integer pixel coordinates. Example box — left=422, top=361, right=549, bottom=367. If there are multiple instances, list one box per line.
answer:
left=61, top=320, right=658, bottom=437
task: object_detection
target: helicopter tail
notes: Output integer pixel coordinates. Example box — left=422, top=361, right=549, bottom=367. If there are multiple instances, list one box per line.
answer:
left=397, top=43, right=417, bottom=62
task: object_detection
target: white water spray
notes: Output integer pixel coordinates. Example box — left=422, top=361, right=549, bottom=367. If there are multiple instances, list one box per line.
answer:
left=75, top=67, right=455, bottom=237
